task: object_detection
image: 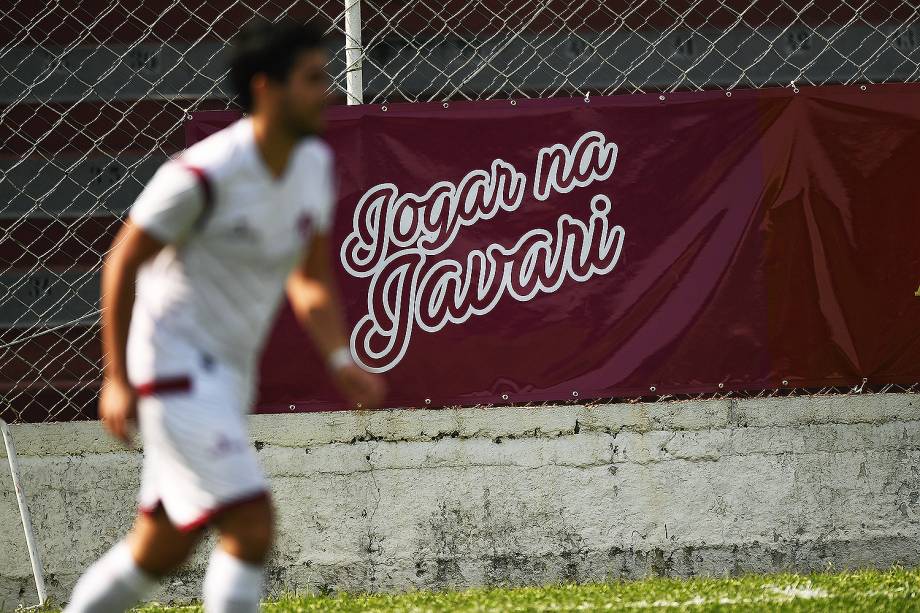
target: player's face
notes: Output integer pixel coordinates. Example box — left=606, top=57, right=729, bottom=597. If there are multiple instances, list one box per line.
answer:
left=280, top=48, right=330, bottom=137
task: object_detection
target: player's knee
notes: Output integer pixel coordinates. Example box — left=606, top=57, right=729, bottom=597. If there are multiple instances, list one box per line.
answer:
left=130, top=510, right=202, bottom=576
left=137, top=543, right=196, bottom=577
left=249, top=520, right=275, bottom=556
left=222, top=521, right=274, bottom=563
left=215, top=498, right=275, bottom=563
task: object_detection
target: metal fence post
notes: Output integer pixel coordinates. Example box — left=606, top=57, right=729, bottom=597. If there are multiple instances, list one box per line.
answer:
left=344, top=0, right=363, bottom=105
left=1, top=418, right=47, bottom=606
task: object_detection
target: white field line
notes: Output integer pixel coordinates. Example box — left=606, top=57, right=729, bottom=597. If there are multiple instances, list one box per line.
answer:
left=596, top=581, right=833, bottom=609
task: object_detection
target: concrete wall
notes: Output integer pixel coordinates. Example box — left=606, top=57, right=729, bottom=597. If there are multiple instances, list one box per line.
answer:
left=2, top=394, right=920, bottom=609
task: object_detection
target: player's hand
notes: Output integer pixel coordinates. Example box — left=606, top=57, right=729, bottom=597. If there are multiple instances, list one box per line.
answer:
left=332, top=364, right=387, bottom=408
left=99, top=377, right=138, bottom=445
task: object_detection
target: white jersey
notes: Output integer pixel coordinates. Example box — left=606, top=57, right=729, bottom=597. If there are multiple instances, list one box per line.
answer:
left=126, top=117, right=335, bottom=397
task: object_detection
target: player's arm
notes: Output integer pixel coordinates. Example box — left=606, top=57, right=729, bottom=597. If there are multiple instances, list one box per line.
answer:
left=99, top=162, right=204, bottom=444
left=286, top=232, right=386, bottom=408
left=99, top=223, right=166, bottom=443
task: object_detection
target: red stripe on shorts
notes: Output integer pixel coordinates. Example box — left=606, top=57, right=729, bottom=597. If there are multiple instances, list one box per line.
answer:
left=135, top=376, right=193, bottom=397
left=137, top=491, right=271, bottom=532
left=176, top=490, right=271, bottom=532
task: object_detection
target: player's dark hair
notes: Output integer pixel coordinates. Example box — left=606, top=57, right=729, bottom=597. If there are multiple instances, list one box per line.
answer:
left=228, top=19, right=326, bottom=113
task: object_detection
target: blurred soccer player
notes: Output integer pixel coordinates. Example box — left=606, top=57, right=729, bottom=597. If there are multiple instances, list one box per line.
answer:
left=64, top=20, right=385, bottom=613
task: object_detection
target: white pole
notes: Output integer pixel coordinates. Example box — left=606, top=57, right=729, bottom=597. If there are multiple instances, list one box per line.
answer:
left=1, top=419, right=47, bottom=606
left=344, top=0, right=364, bottom=105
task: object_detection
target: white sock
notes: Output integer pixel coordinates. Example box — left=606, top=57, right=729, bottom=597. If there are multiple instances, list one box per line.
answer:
left=203, top=548, right=264, bottom=613
left=64, top=540, right=157, bottom=613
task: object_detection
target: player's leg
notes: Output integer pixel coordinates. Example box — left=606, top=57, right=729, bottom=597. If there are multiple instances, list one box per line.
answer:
left=64, top=506, right=203, bottom=613
left=131, top=504, right=205, bottom=574
left=202, top=495, right=275, bottom=613
left=139, top=356, right=272, bottom=612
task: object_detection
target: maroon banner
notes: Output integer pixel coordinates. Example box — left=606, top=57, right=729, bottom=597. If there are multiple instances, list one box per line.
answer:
left=186, top=84, right=920, bottom=412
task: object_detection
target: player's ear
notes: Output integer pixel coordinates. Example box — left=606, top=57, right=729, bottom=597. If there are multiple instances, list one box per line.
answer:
left=250, top=73, right=270, bottom=109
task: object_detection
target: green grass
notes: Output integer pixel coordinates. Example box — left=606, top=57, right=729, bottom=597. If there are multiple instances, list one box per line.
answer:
left=127, top=566, right=920, bottom=612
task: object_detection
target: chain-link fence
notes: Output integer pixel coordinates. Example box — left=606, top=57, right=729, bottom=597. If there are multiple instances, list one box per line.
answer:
left=1, top=1, right=918, bottom=423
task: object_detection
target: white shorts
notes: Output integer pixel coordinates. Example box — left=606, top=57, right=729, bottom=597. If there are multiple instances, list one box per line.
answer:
left=135, top=352, right=268, bottom=531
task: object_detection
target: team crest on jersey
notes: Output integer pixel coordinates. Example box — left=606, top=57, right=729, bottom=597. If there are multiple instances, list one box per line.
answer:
left=297, top=213, right=314, bottom=240
left=227, top=217, right=257, bottom=240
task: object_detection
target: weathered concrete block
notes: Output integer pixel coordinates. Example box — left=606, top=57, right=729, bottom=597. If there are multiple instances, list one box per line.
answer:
left=2, top=394, right=919, bottom=607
